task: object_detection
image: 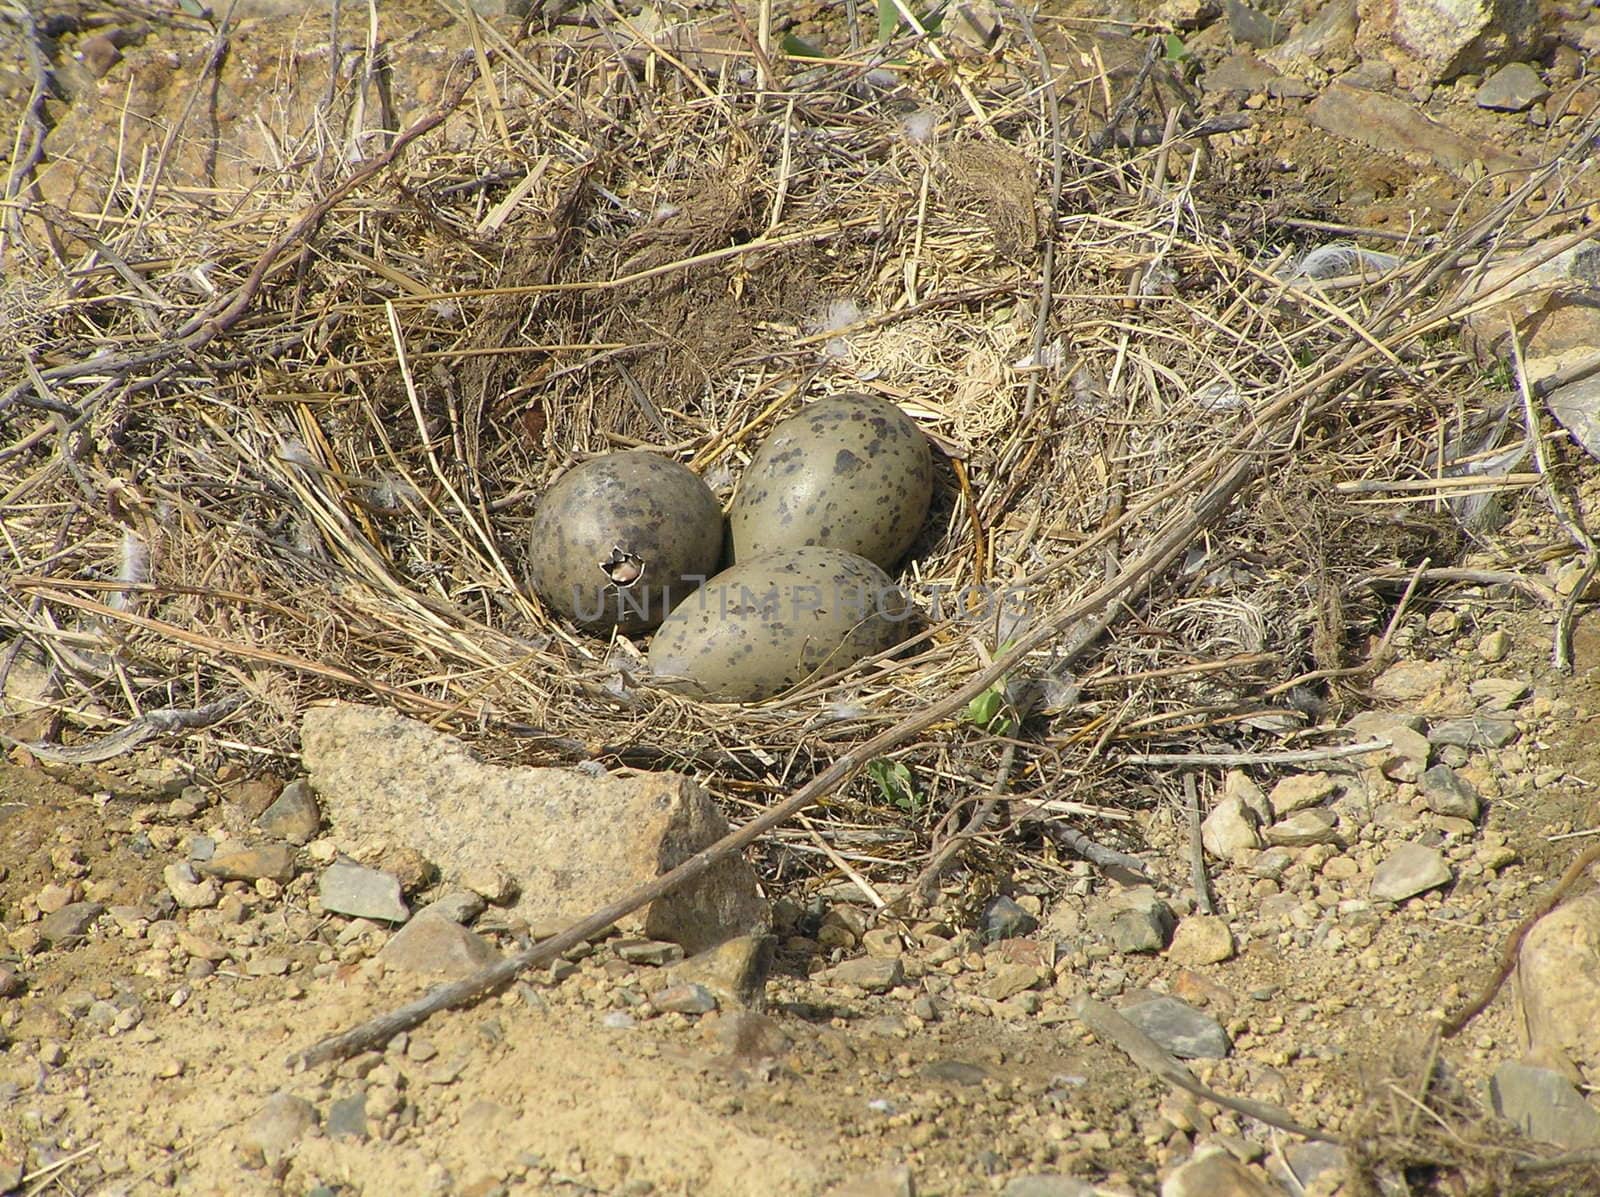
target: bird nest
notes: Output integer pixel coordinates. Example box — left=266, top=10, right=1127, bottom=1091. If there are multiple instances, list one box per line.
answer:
left=1, top=2, right=1593, bottom=892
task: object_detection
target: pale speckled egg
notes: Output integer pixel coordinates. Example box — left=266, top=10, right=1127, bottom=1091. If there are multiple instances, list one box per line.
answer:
left=647, top=547, right=913, bottom=702
left=728, top=393, right=933, bottom=569
left=528, top=452, right=723, bottom=633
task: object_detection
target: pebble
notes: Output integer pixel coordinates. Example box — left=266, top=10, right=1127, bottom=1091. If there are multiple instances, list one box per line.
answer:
left=1420, top=765, right=1481, bottom=821
left=326, top=1092, right=369, bottom=1140
left=1489, top=1062, right=1600, bottom=1149
left=827, top=957, right=904, bottom=994
left=1475, top=63, right=1549, bottom=112
left=320, top=861, right=409, bottom=923
left=981, top=895, right=1039, bottom=942
left=651, top=982, right=718, bottom=1015
left=1223, top=770, right=1271, bottom=823
left=1469, top=677, right=1528, bottom=709
left=1166, top=916, right=1235, bottom=965
left=670, top=935, right=773, bottom=1009
left=163, top=862, right=220, bottom=910
left=862, top=927, right=904, bottom=958
left=1371, top=843, right=1453, bottom=902
left=39, top=902, right=105, bottom=947
left=1268, top=1142, right=1347, bottom=1191
left=256, top=779, right=323, bottom=845
left=1267, top=772, right=1336, bottom=817
left=379, top=912, right=501, bottom=977
left=240, top=1092, right=318, bottom=1166
left=198, top=842, right=296, bottom=885
left=1161, top=1147, right=1276, bottom=1196
left=1428, top=716, right=1518, bottom=749
left=1121, top=995, right=1231, bottom=1059
left=1201, top=796, right=1261, bottom=857
left=981, top=963, right=1047, bottom=1001
left=462, top=865, right=518, bottom=905
left=615, top=939, right=685, bottom=966
left=0, top=965, right=22, bottom=997
left=1000, top=1175, right=1096, bottom=1197
left=34, top=882, right=78, bottom=914
left=825, top=1165, right=916, bottom=1197
left=1475, top=628, right=1512, bottom=662
left=1263, top=809, right=1339, bottom=847
left=1091, top=887, right=1174, bottom=953
left=416, top=889, right=487, bottom=925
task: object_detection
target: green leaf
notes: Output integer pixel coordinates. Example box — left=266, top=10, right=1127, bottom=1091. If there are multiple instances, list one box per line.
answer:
left=1163, top=33, right=1190, bottom=62
left=877, top=0, right=901, bottom=43
left=867, top=758, right=918, bottom=811
left=780, top=33, right=827, bottom=58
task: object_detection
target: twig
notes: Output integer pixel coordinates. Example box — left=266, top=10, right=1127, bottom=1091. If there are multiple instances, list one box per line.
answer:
left=1185, top=773, right=1211, bottom=914
left=1119, top=739, right=1389, bottom=767
left=1441, top=841, right=1600, bottom=1037
left=1072, top=996, right=1341, bottom=1142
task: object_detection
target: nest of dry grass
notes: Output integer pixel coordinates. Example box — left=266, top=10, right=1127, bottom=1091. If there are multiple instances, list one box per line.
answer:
left=1, top=3, right=1596, bottom=891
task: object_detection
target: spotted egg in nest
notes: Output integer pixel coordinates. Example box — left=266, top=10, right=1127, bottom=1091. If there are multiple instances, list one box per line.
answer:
left=647, top=546, right=912, bottom=702
left=728, top=392, right=934, bottom=570
left=527, top=451, right=724, bottom=633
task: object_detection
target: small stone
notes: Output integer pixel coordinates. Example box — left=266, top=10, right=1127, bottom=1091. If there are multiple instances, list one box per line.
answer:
left=320, top=862, right=409, bottom=923
left=1224, top=0, right=1285, bottom=49
left=1490, top=1062, right=1600, bottom=1149
left=1247, top=847, right=1294, bottom=880
left=0, top=964, right=23, bottom=997
left=1476, top=628, right=1513, bottom=662
left=1272, top=772, right=1339, bottom=816
left=326, top=1092, right=368, bottom=1140
left=462, top=865, right=518, bottom=905
left=257, top=779, right=322, bottom=845
left=1476, top=63, right=1549, bottom=112
left=602, top=1011, right=637, bottom=1030
left=163, top=862, right=220, bottom=910
left=34, top=882, right=78, bottom=914
left=615, top=939, right=685, bottom=966
left=379, top=912, right=501, bottom=978
left=240, top=1092, right=318, bottom=1166
left=1470, top=677, right=1530, bottom=710
left=1268, top=1143, right=1347, bottom=1192
left=1263, top=809, right=1339, bottom=847
left=1371, top=658, right=1449, bottom=701
left=862, top=927, right=903, bottom=958
left=981, top=895, right=1038, bottom=942
left=198, top=842, right=296, bottom=885
left=1166, top=916, right=1235, bottom=965
left=1091, top=887, right=1175, bottom=954
left=416, top=889, right=487, bottom=925
left=39, top=902, right=104, bottom=947
left=826, top=957, right=904, bottom=994
left=1000, top=1175, right=1096, bottom=1197
left=1224, top=769, right=1272, bottom=822
left=1420, top=765, right=1481, bottom=821
left=825, top=1165, right=916, bottom=1197
left=651, top=982, right=718, bottom=1015
left=668, top=935, right=773, bottom=1009
left=1121, top=995, right=1231, bottom=1059
left=1371, top=843, right=1453, bottom=902
left=1202, top=796, right=1261, bottom=857
left=1429, top=716, right=1518, bottom=749
left=981, top=963, right=1047, bottom=1001
left=1162, top=1147, right=1277, bottom=1196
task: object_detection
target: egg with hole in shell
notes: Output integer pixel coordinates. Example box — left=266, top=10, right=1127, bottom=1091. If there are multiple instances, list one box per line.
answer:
left=728, top=392, right=934, bottom=569
left=647, top=546, right=913, bottom=702
left=528, top=452, right=724, bottom=633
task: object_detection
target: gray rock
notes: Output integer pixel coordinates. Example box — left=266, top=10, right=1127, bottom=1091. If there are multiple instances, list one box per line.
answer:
left=615, top=938, right=686, bottom=966
left=1225, top=0, right=1285, bottom=49
left=1354, top=0, right=1541, bottom=85
left=1264, top=0, right=1355, bottom=69
left=301, top=704, right=767, bottom=953
left=1491, top=1062, right=1600, bottom=1149
left=1346, top=713, right=1433, bottom=781
left=1263, top=808, right=1339, bottom=847
left=320, top=861, right=409, bottom=923
left=1420, top=765, right=1481, bottom=821
left=922, top=1059, right=991, bottom=1085
left=416, top=889, right=486, bottom=925
left=668, top=934, right=773, bottom=1009
left=1201, top=795, right=1261, bottom=857
left=1268, top=772, right=1336, bottom=817
left=1550, top=375, right=1600, bottom=464
left=257, top=779, right=322, bottom=845
left=1161, top=1147, right=1277, bottom=1196
left=379, top=911, right=501, bottom=977
left=1120, top=995, right=1231, bottom=1060
left=1001, top=1175, right=1096, bottom=1197
left=39, top=902, right=104, bottom=947
left=1428, top=715, right=1518, bottom=748
left=325, top=1092, right=368, bottom=1140
left=651, top=982, right=718, bottom=1015
left=1371, top=843, right=1453, bottom=901
left=163, top=861, right=219, bottom=910
left=1469, top=677, right=1529, bottom=710
left=827, top=957, right=904, bottom=994
left=824, top=1166, right=915, bottom=1197
left=1476, top=62, right=1549, bottom=110
left=240, top=1091, right=318, bottom=1165
left=1091, top=886, right=1174, bottom=954
left=981, top=895, right=1038, bottom=942
left=1517, top=891, right=1600, bottom=1084
left=199, top=842, right=296, bottom=885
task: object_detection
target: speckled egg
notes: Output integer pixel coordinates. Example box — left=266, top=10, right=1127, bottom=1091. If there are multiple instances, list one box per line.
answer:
left=528, top=452, right=723, bottom=633
left=728, top=393, right=934, bottom=569
left=647, top=547, right=913, bottom=702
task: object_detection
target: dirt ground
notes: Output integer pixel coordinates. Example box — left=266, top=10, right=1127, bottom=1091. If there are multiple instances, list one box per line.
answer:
left=4, top=1, right=1600, bottom=1195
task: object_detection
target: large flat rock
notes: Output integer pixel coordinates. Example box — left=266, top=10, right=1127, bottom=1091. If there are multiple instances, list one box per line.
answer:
left=300, top=704, right=766, bottom=953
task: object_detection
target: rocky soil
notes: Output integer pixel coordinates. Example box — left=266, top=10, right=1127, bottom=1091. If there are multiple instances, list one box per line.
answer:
left=3, top=1, right=1600, bottom=1196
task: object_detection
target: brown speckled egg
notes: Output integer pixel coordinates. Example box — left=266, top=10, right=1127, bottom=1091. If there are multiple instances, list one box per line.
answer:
left=728, top=393, right=933, bottom=568
left=647, top=547, right=912, bottom=702
left=528, top=452, right=723, bottom=633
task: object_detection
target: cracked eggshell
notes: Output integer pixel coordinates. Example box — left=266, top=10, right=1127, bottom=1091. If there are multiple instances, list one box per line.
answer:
left=647, top=547, right=913, bottom=702
left=728, top=393, right=933, bottom=569
left=528, top=452, right=723, bottom=633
